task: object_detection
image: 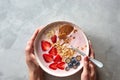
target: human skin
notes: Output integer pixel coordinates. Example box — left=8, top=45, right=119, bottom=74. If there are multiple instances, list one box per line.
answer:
left=25, top=28, right=44, bottom=80
left=81, top=41, right=96, bottom=80
left=25, top=28, right=96, bottom=80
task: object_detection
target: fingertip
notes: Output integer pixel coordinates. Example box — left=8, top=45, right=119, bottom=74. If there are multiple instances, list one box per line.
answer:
left=88, top=40, right=95, bottom=58
left=84, top=56, right=89, bottom=61
left=82, top=56, right=89, bottom=74
left=88, top=40, right=92, bottom=48
left=83, top=56, right=89, bottom=67
left=38, top=26, right=44, bottom=32
left=88, top=40, right=91, bottom=44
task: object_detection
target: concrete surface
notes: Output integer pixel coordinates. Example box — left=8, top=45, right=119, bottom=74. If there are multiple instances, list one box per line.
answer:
left=0, top=0, right=120, bottom=80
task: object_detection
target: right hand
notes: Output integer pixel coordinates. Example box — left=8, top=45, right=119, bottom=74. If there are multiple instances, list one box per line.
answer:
left=81, top=41, right=96, bottom=80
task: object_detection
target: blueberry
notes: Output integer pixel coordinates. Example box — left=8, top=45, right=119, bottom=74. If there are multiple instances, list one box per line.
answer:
left=71, top=57, right=76, bottom=64
left=68, top=62, right=73, bottom=68
left=75, top=61, right=80, bottom=66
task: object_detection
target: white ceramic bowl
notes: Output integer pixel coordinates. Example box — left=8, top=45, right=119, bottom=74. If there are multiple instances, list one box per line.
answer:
left=34, top=21, right=89, bottom=77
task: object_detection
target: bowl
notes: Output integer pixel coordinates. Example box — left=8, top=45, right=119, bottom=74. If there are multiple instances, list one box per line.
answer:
left=34, top=21, right=89, bottom=77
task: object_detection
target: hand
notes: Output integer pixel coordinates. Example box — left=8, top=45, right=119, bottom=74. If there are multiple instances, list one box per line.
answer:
left=81, top=41, right=96, bottom=80
left=25, top=28, right=44, bottom=80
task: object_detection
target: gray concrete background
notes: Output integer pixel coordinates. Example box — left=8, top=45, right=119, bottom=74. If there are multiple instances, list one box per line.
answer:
left=0, top=0, right=120, bottom=80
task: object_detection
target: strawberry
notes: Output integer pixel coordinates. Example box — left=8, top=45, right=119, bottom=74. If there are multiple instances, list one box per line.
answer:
left=51, top=35, right=57, bottom=43
left=41, top=40, right=51, bottom=51
left=49, top=62, right=58, bottom=70
left=54, top=55, right=62, bottom=63
left=43, top=54, right=53, bottom=63
left=49, top=47, right=57, bottom=56
left=57, top=62, right=65, bottom=70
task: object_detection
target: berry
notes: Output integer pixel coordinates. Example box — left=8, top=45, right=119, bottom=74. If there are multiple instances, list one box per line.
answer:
left=41, top=40, right=51, bottom=51
left=49, top=47, right=57, bottom=56
left=68, top=62, right=73, bottom=68
left=51, top=35, right=57, bottom=43
left=54, top=55, right=62, bottom=63
left=43, top=54, right=53, bottom=63
left=49, top=63, right=57, bottom=70
left=71, top=57, right=76, bottom=64
left=57, top=62, right=65, bottom=70
left=75, top=61, right=80, bottom=66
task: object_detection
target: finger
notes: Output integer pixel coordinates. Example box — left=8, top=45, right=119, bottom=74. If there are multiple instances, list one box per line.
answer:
left=82, top=56, right=89, bottom=74
left=89, top=62, right=96, bottom=77
left=89, top=40, right=95, bottom=58
left=38, top=27, right=44, bottom=32
left=30, top=28, right=39, bottom=41
left=31, top=53, right=39, bottom=66
left=25, top=28, right=39, bottom=54
left=30, top=27, right=43, bottom=45
left=25, top=44, right=31, bottom=54
left=30, top=26, right=44, bottom=40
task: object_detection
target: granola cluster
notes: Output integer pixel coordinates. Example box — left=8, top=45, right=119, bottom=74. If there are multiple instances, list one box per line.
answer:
left=54, top=41, right=75, bottom=61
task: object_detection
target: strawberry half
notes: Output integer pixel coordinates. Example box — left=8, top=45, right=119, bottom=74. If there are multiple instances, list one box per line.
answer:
left=57, top=62, right=65, bottom=70
left=49, top=47, right=57, bottom=56
left=43, top=54, right=53, bottom=63
left=49, top=62, right=58, bottom=70
left=51, top=35, right=57, bottom=43
left=54, top=55, right=62, bottom=63
left=41, top=40, right=51, bottom=51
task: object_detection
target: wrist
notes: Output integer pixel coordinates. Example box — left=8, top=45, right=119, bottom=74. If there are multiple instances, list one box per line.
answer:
left=29, top=70, right=37, bottom=80
left=29, top=68, right=44, bottom=80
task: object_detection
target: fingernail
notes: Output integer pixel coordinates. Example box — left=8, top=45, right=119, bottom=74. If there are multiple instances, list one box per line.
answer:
left=88, top=40, right=91, bottom=43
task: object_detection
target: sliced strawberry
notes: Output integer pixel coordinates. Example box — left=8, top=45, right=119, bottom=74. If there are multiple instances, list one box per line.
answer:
left=49, top=47, right=57, bottom=56
left=41, top=40, right=51, bottom=51
left=57, top=62, right=65, bottom=70
left=51, top=35, right=57, bottom=43
left=43, top=54, right=53, bottom=63
left=49, top=62, right=58, bottom=70
left=54, top=55, right=62, bottom=63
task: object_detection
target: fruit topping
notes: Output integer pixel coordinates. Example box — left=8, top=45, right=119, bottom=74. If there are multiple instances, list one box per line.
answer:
left=49, top=47, right=57, bottom=56
left=54, top=55, right=62, bottom=63
left=75, top=61, right=80, bottom=66
left=71, top=57, right=77, bottom=64
left=51, top=35, right=57, bottom=43
left=43, top=54, right=53, bottom=63
left=68, top=62, right=73, bottom=68
left=49, top=62, right=58, bottom=70
left=41, top=40, right=51, bottom=51
left=65, top=56, right=81, bottom=71
left=57, top=62, right=65, bottom=70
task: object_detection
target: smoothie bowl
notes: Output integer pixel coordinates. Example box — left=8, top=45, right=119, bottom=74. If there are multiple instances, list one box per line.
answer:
left=34, top=21, right=89, bottom=77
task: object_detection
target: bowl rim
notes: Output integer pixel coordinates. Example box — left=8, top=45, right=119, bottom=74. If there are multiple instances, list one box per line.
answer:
left=34, top=21, right=89, bottom=77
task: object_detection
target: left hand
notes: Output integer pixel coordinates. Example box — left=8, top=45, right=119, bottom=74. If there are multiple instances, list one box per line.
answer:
left=25, top=28, right=44, bottom=80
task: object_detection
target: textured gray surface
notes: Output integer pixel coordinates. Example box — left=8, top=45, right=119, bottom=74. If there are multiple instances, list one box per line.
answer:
left=0, top=0, right=120, bottom=80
